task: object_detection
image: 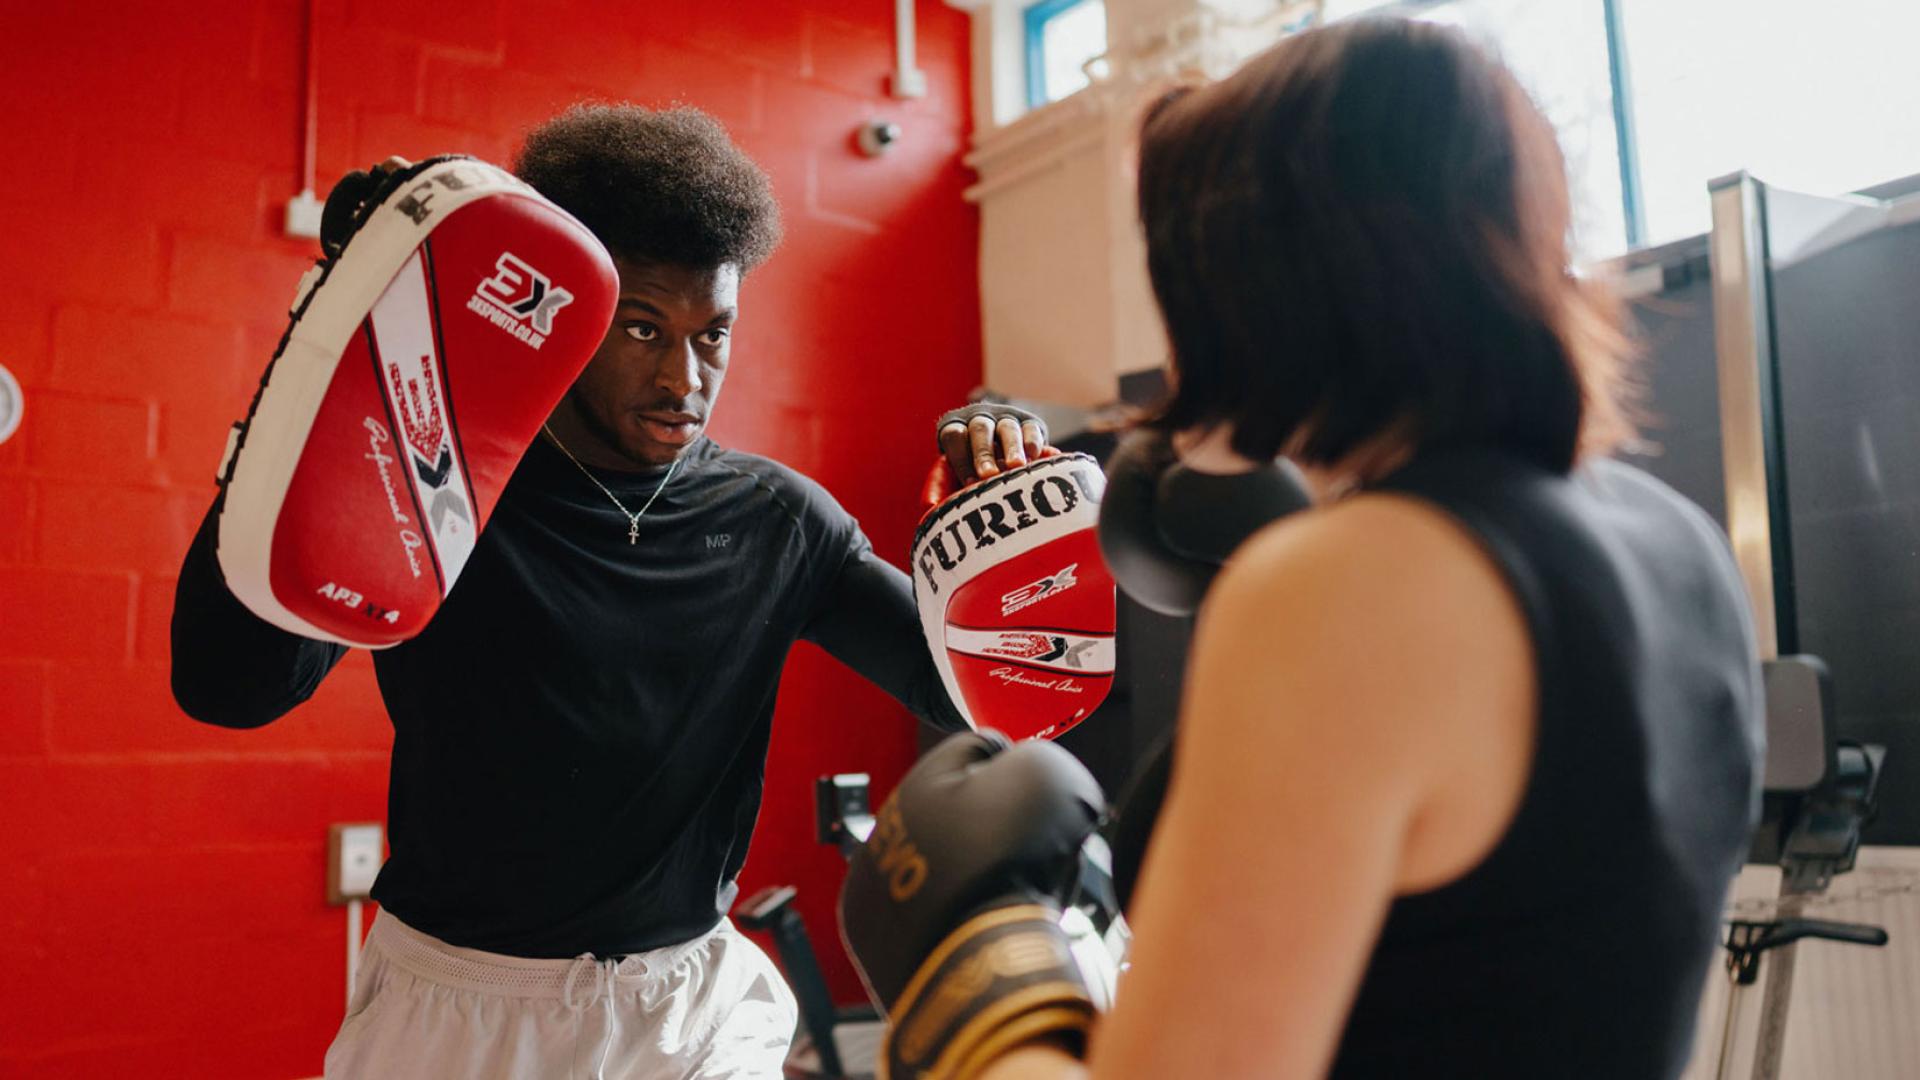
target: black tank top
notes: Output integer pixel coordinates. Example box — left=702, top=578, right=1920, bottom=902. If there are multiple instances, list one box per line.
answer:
left=1109, top=448, right=1765, bottom=1079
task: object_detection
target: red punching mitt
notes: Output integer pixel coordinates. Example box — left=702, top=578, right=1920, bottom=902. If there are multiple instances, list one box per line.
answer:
left=911, top=454, right=1116, bottom=740
left=215, top=157, right=617, bottom=647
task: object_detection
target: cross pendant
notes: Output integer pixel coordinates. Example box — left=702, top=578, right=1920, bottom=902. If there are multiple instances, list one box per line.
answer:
left=627, top=519, right=640, bottom=544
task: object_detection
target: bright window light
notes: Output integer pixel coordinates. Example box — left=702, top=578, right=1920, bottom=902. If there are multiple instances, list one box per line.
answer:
left=1026, top=0, right=1109, bottom=108
left=1400, top=1, right=1630, bottom=261
left=1626, top=0, right=1920, bottom=245
left=1327, top=0, right=1920, bottom=253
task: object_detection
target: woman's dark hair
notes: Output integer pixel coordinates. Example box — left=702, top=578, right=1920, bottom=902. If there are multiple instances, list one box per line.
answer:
left=515, top=104, right=782, bottom=271
left=1138, top=18, right=1633, bottom=472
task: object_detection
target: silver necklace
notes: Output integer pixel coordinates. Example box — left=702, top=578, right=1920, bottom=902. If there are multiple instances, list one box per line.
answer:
left=542, top=424, right=680, bottom=544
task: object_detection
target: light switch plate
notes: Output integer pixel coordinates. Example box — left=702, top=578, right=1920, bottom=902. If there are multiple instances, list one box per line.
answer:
left=327, top=822, right=384, bottom=904
left=285, top=189, right=324, bottom=240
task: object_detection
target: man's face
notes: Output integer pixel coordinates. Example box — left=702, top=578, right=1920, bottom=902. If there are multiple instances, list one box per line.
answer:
left=561, top=257, right=740, bottom=468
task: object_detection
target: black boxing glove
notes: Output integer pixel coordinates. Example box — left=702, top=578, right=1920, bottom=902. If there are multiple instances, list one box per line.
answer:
left=319, top=170, right=377, bottom=256
left=1097, top=428, right=1313, bottom=616
left=317, top=158, right=455, bottom=257
left=840, top=731, right=1106, bottom=1079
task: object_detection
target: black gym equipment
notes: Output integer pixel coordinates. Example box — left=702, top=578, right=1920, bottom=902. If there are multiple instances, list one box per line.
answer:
left=735, top=775, right=883, bottom=1079
left=1711, top=654, right=1889, bottom=1079
left=1680, top=171, right=1916, bottom=1080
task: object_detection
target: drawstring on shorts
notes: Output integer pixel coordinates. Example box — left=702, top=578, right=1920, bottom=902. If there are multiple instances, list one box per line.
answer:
left=563, top=953, right=652, bottom=1079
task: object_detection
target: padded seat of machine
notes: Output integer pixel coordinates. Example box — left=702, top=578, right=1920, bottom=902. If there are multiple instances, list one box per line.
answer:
left=1750, top=655, right=1885, bottom=878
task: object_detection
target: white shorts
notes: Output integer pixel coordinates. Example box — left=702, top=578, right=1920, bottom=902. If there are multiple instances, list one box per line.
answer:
left=323, top=911, right=798, bottom=1080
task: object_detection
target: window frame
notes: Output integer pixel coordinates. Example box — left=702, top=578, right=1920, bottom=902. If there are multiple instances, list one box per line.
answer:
left=1023, top=0, right=1102, bottom=110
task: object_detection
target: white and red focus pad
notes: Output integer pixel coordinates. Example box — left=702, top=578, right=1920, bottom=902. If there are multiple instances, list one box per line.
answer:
left=216, top=158, right=617, bottom=647
left=911, top=454, right=1115, bottom=740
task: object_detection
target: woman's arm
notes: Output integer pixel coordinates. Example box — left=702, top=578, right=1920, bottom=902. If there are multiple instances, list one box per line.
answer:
left=982, top=494, right=1535, bottom=1079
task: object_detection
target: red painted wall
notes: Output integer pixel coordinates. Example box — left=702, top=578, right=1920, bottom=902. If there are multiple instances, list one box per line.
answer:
left=0, top=2, right=978, bottom=1075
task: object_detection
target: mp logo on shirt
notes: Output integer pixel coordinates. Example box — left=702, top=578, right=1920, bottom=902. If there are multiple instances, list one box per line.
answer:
left=468, top=252, right=574, bottom=349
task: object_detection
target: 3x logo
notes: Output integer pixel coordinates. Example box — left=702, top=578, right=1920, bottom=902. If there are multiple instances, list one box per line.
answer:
left=1000, top=563, right=1079, bottom=617
left=470, top=253, right=574, bottom=347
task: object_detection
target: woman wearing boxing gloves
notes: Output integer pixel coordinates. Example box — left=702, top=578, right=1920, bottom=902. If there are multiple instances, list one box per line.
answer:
left=839, top=17, right=1763, bottom=1080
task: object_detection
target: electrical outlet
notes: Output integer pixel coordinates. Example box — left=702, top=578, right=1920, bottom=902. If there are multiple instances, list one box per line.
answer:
left=815, top=772, right=874, bottom=854
left=285, top=189, right=324, bottom=240
left=327, top=822, right=384, bottom=904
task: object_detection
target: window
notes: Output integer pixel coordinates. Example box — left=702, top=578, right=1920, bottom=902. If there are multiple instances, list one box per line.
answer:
left=1330, top=1, right=1631, bottom=261
left=1025, top=0, right=1109, bottom=108
left=1327, top=1, right=1920, bottom=256
left=1624, top=0, right=1920, bottom=245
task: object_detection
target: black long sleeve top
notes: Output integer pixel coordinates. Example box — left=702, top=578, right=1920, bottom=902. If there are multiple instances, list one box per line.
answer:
left=172, top=435, right=963, bottom=957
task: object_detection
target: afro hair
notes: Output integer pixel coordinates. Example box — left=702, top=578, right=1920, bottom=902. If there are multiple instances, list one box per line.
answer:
left=514, top=103, right=782, bottom=271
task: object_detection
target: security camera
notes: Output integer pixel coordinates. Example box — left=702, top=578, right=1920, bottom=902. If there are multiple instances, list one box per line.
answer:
left=857, top=120, right=902, bottom=158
